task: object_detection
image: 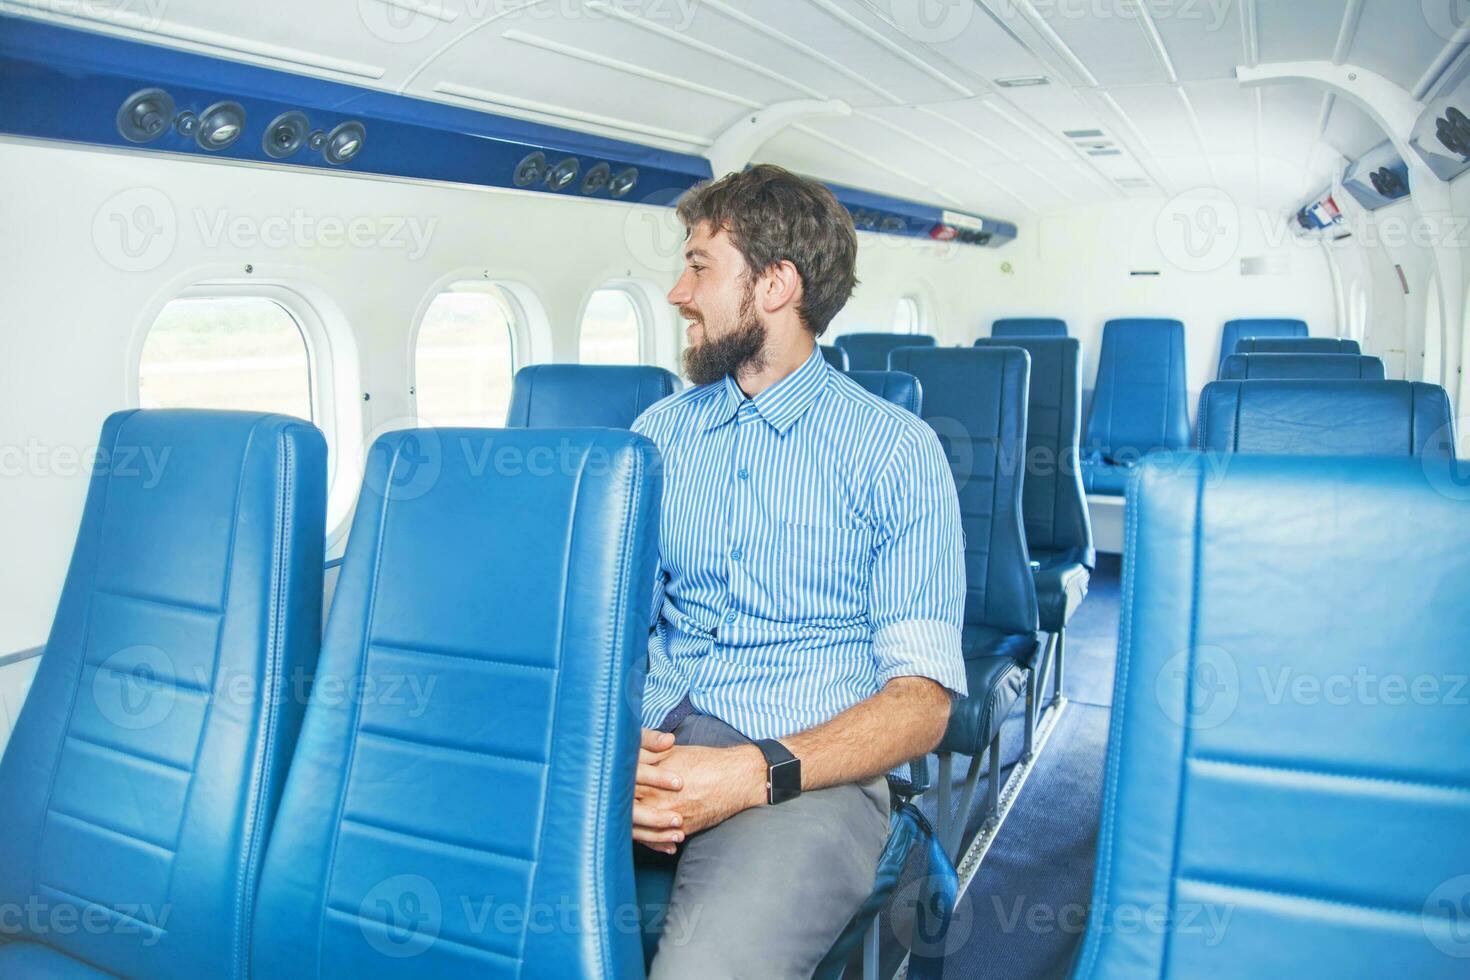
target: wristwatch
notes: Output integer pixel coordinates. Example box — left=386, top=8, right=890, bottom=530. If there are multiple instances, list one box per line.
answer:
left=754, top=739, right=802, bottom=805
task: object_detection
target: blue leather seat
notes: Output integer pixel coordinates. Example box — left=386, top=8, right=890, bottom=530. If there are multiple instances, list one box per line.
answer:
left=977, top=338, right=1092, bottom=751
left=1235, top=336, right=1361, bottom=356
left=1219, top=353, right=1386, bottom=381
left=1081, top=319, right=1190, bottom=496
left=889, top=347, right=1037, bottom=856
left=992, top=317, right=1068, bottom=338
left=252, top=427, right=659, bottom=979
left=506, top=363, right=679, bottom=427
left=1217, top=317, right=1308, bottom=373
left=0, top=410, right=327, bottom=980
left=843, top=369, right=922, bottom=414
left=819, top=344, right=850, bottom=370
left=835, top=332, right=938, bottom=370
left=1072, top=454, right=1470, bottom=979
left=1197, top=381, right=1456, bottom=458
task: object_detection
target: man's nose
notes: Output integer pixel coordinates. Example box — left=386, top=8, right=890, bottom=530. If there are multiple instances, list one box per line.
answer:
left=667, top=273, right=691, bottom=307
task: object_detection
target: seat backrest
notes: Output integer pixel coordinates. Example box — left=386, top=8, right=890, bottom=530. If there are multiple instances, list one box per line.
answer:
left=1197, top=380, right=1455, bottom=458
left=1218, top=317, right=1308, bottom=372
left=842, top=369, right=922, bottom=414
left=1219, top=353, right=1386, bottom=381
left=1074, top=454, right=1470, bottom=979
left=1083, top=318, right=1190, bottom=457
left=1235, top=336, right=1361, bottom=356
left=835, top=332, right=938, bottom=370
left=991, top=317, right=1068, bottom=338
left=976, top=337, right=1092, bottom=566
left=888, top=347, right=1037, bottom=635
left=252, top=427, right=660, bottom=980
left=0, top=410, right=326, bottom=980
left=505, top=364, right=679, bottom=428
left=819, top=344, right=850, bottom=370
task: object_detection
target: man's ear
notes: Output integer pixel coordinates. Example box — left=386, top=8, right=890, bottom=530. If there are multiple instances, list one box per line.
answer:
left=758, top=259, right=803, bottom=316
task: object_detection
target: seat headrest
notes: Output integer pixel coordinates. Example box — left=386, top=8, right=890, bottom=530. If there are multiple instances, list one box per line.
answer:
left=1235, top=337, right=1361, bottom=356
left=1219, top=353, right=1386, bottom=381
left=888, top=346, right=1037, bottom=635
left=1077, top=453, right=1470, bottom=976
left=991, top=318, right=1068, bottom=338
left=252, top=427, right=660, bottom=979
left=506, top=364, right=679, bottom=428
left=1084, top=318, right=1190, bottom=455
left=834, top=332, right=938, bottom=371
left=1219, top=317, right=1309, bottom=370
left=842, top=370, right=922, bottom=414
left=819, top=344, right=850, bottom=370
left=1198, top=380, right=1455, bottom=458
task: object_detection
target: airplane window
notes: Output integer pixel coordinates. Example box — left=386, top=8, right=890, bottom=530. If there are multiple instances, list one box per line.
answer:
left=893, top=295, right=923, bottom=334
left=139, top=296, right=314, bottom=420
left=580, top=286, right=644, bottom=364
left=414, top=286, right=518, bottom=426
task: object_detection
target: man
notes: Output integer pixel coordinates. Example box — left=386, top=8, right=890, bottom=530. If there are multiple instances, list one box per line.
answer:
left=630, top=164, right=966, bottom=977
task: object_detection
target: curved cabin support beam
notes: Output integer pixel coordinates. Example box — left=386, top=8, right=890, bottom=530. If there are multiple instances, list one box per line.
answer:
left=1240, top=61, right=1466, bottom=411
left=707, top=99, right=852, bottom=179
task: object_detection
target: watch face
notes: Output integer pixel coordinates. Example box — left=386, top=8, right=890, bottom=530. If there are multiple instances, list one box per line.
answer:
left=769, top=757, right=802, bottom=805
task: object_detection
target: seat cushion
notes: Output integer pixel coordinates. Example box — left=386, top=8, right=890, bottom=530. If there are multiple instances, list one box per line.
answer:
left=0, top=942, right=115, bottom=979
left=842, top=369, right=922, bottom=414
left=1033, top=553, right=1091, bottom=633
left=1197, top=381, right=1455, bottom=458
left=939, top=629, right=1034, bottom=756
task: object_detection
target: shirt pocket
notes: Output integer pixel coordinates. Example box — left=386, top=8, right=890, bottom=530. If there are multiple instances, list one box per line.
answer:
left=774, top=520, right=875, bottom=621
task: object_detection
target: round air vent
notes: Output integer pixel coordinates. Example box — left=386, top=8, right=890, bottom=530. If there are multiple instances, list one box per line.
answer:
left=1370, top=167, right=1406, bottom=198
left=1440, top=107, right=1470, bottom=158
left=323, top=121, right=366, bottom=165
left=195, top=101, right=246, bottom=151
left=263, top=110, right=310, bottom=159
left=609, top=167, right=639, bottom=198
left=879, top=216, right=905, bottom=233
left=546, top=157, right=580, bottom=191
left=308, top=130, right=326, bottom=151
left=513, top=151, right=548, bottom=187
left=116, top=88, right=175, bottom=143
left=581, top=161, right=611, bottom=195
left=174, top=111, right=198, bottom=138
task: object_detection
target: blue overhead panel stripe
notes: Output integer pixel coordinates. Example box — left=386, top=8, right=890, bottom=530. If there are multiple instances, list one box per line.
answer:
left=826, top=180, right=1018, bottom=248
left=0, top=13, right=711, bottom=203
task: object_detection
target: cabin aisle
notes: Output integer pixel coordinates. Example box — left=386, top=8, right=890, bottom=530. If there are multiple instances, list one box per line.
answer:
left=946, top=556, right=1121, bottom=979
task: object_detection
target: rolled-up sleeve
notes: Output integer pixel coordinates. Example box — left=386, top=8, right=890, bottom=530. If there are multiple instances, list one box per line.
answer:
left=867, top=424, right=968, bottom=697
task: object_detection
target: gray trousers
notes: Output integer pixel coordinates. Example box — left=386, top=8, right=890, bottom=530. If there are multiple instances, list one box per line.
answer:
left=642, top=710, right=890, bottom=979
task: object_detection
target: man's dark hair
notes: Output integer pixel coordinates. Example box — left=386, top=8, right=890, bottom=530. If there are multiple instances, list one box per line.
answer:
left=676, top=164, right=858, bottom=337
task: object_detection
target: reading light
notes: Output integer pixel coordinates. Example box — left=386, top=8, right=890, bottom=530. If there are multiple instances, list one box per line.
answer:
left=323, top=121, right=366, bottom=165
left=609, top=167, right=639, bottom=198
left=514, top=151, right=548, bottom=187
left=581, top=161, right=611, bottom=194
left=546, top=157, right=580, bottom=191
left=195, top=101, right=246, bottom=150
left=116, top=88, right=175, bottom=143
left=263, top=111, right=310, bottom=159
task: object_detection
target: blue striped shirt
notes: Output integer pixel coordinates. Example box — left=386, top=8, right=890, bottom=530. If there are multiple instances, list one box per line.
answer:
left=631, top=345, right=967, bottom=741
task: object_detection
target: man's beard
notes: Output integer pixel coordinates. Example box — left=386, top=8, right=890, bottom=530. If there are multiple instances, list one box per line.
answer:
left=681, top=284, right=768, bottom=386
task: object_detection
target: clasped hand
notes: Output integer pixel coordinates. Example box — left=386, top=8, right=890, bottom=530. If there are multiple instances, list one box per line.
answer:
left=633, top=729, right=764, bottom=854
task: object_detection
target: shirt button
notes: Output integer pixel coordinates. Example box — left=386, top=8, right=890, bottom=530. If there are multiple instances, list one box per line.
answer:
left=724, top=612, right=736, bottom=624
left=737, top=468, right=750, bottom=480
left=730, top=548, right=743, bottom=561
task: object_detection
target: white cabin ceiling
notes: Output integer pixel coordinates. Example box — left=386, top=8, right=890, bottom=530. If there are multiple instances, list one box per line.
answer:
left=8, top=0, right=1462, bottom=220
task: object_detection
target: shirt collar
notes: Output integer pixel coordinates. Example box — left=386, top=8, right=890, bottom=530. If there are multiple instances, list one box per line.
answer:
left=706, top=345, right=831, bottom=435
